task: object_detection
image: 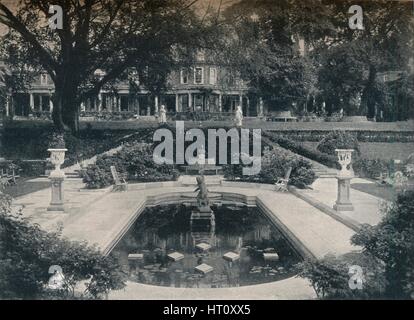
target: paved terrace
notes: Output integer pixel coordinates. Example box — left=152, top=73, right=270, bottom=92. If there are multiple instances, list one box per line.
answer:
left=13, top=177, right=361, bottom=259
left=11, top=175, right=383, bottom=299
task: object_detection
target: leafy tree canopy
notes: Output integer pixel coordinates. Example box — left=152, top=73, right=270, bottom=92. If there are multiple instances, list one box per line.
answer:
left=0, top=0, right=212, bottom=132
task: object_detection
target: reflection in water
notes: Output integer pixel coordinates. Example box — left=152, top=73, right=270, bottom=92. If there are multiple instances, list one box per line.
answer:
left=111, top=204, right=302, bottom=288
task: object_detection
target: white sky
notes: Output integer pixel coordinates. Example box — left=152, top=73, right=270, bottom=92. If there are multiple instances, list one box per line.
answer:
left=0, top=0, right=238, bottom=36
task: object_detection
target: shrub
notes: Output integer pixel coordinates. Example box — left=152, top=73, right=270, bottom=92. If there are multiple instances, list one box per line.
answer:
left=353, top=158, right=391, bottom=179
left=297, top=190, right=414, bottom=300
left=317, top=131, right=360, bottom=156
left=297, top=253, right=385, bottom=299
left=223, top=146, right=316, bottom=188
left=0, top=192, right=125, bottom=299
left=352, top=190, right=414, bottom=299
left=48, top=132, right=66, bottom=149
left=82, top=165, right=113, bottom=189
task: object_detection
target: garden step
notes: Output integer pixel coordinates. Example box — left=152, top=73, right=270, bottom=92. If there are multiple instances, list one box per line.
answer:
left=316, top=173, right=338, bottom=178
left=65, top=172, right=82, bottom=178
left=179, top=175, right=224, bottom=186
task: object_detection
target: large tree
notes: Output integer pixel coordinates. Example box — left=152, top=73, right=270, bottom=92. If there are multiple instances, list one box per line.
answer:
left=315, top=0, right=414, bottom=117
left=220, top=0, right=334, bottom=112
left=0, top=0, right=208, bottom=133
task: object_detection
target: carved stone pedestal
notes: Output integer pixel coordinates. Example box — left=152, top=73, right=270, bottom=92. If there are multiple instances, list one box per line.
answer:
left=333, top=176, right=354, bottom=212
left=47, top=148, right=67, bottom=212
left=48, top=172, right=65, bottom=211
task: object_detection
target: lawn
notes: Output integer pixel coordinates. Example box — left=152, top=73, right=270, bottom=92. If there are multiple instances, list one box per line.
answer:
left=1, top=177, right=50, bottom=198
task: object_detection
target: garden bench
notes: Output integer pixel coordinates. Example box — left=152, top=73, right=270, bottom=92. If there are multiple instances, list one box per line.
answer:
left=274, top=167, right=292, bottom=192
left=267, top=116, right=298, bottom=122
left=0, top=162, right=19, bottom=188
left=110, top=165, right=128, bottom=192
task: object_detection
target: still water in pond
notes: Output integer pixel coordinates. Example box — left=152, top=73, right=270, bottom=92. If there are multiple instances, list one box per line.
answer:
left=111, top=204, right=302, bottom=288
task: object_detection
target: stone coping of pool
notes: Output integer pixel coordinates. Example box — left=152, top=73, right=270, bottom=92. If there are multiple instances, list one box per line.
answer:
left=128, top=179, right=277, bottom=190
left=62, top=181, right=360, bottom=261
left=109, top=276, right=317, bottom=300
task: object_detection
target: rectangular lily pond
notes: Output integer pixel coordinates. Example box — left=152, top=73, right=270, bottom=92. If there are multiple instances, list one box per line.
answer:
left=111, top=204, right=303, bottom=288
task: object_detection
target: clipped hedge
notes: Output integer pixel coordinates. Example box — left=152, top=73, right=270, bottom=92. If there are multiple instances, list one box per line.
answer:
left=267, top=130, right=414, bottom=143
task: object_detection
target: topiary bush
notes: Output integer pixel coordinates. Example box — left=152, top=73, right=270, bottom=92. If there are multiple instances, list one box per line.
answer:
left=316, top=131, right=360, bottom=156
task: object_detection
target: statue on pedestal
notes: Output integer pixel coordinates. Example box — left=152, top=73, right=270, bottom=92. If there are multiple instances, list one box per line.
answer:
left=234, top=105, right=243, bottom=127
left=159, top=104, right=167, bottom=124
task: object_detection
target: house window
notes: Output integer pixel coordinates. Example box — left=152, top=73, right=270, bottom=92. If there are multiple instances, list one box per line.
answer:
left=40, top=74, right=48, bottom=85
left=194, top=67, right=204, bottom=84
left=196, top=50, right=205, bottom=62
left=209, top=67, right=217, bottom=85
left=180, top=69, right=189, bottom=84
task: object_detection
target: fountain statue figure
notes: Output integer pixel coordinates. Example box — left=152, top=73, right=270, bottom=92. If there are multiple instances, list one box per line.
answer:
left=195, top=174, right=211, bottom=211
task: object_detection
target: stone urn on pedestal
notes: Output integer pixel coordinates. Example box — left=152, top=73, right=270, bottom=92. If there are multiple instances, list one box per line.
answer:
left=47, top=147, right=67, bottom=211
left=334, top=149, right=354, bottom=212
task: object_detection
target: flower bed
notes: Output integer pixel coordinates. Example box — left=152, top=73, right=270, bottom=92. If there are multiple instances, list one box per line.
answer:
left=223, top=146, right=316, bottom=189
left=82, top=141, right=179, bottom=189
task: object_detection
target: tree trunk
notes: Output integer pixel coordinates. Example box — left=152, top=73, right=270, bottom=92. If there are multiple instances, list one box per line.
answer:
left=361, top=66, right=377, bottom=118
left=52, top=79, right=80, bottom=134
left=62, top=100, right=80, bottom=134
left=52, top=93, right=64, bottom=133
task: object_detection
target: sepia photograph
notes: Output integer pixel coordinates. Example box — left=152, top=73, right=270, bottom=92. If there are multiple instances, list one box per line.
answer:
left=0, top=0, right=413, bottom=309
